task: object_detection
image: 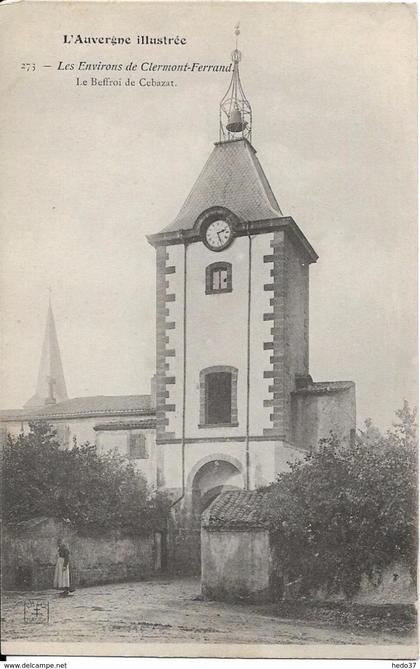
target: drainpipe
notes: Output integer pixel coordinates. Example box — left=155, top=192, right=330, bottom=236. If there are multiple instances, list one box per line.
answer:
left=245, top=228, right=252, bottom=490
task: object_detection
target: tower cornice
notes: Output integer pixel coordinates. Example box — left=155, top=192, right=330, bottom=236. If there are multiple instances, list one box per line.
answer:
left=147, top=216, right=318, bottom=264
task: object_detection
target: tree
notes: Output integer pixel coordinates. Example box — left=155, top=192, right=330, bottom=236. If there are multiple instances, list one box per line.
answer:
left=265, top=402, right=417, bottom=598
left=2, top=421, right=170, bottom=536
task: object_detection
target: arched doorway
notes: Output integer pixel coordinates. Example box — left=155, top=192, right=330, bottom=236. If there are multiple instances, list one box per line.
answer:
left=191, top=459, right=243, bottom=520
left=169, top=456, right=245, bottom=575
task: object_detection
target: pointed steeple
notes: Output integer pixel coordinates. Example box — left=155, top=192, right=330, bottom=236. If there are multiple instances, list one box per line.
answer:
left=24, top=296, right=68, bottom=408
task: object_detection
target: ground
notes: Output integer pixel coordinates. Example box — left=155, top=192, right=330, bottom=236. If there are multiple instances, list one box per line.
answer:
left=2, top=577, right=416, bottom=647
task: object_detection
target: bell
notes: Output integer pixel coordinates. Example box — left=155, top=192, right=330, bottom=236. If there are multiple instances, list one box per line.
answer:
left=226, top=108, right=246, bottom=133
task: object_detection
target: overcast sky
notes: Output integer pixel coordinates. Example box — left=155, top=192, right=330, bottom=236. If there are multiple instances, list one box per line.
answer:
left=0, top=2, right=417, bottom=430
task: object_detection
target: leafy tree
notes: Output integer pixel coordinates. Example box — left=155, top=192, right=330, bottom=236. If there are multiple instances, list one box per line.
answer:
left=265, top=402, right=417, bottom=598
left=2, top=421, right=170, bottom=536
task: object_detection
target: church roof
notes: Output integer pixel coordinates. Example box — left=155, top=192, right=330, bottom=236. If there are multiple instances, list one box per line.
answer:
left=0, top=395, right=153, bottom=421
left=94, top=418, right=156, bottom=431
left=202, top=490, right=274, bottom=530
left=32, top=394, right=153, bottom=417
left=161, top=139, right=282, bottom=234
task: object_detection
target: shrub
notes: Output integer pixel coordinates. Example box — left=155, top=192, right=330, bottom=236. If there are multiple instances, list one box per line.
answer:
left=2, top=421, right=170, bottom=536
left=265, top=402, right=417, bottom=598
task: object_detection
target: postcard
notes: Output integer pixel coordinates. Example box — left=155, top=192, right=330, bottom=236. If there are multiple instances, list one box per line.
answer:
left=0, top=1, right=417, bottom=660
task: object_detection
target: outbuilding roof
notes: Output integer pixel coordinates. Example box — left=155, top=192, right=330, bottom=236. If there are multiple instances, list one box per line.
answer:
left=202, top=490, right=274, bottom=530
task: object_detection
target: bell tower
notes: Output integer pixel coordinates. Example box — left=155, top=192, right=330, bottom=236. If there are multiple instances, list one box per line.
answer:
left=147, top=28, right=355, bottom=571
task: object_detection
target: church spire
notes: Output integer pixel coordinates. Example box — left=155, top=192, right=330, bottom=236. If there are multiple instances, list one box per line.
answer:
left=24, top=295, right=68, bottom=408
left=219, top=24, right=252, bottom=143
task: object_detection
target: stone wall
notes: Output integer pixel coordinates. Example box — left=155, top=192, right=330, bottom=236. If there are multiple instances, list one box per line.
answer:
left=2, top=517, right=160, bottom=591
left=201, top=524, right=415, bottom=606
left=312, top=562, right=416, bottom=605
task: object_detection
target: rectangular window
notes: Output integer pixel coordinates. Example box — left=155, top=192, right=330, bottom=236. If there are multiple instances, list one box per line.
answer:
left=205, top=372, right=232, bottom=424
left=206, top=262, right=232, bottom=294
left=129, top=433, right=148, bottom=459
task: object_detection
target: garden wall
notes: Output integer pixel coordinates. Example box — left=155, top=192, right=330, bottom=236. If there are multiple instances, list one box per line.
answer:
left=2, top=517, right=161, bottom=591
left=311, top=562, right=416, bottom=605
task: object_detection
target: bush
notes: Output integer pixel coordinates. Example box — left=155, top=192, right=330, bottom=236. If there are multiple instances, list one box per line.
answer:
left=265, top=402, right=417, bottom=598
left=2, top=421, right=170, bottom=536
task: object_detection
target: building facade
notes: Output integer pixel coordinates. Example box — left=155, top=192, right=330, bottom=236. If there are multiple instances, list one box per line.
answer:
left=147, top=43, right=356, bottom=536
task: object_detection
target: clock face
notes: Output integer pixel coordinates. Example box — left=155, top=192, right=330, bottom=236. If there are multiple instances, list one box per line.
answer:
left=204, top=219, right=233, bottom=251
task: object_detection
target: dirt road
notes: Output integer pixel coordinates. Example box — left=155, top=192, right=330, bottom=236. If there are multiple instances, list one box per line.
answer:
left=2, top=577, right=414, bottom=647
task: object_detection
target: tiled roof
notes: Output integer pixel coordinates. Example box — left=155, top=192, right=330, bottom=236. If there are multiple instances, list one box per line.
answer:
left=161, top=139, right=282, bottom=233
left=94, top=419, right=156, bottom=431
left=202, top=490, right=273, bottom=530
left=0, top=395, right=154, bottom=421
left=293, top=381, right=355, bottom=396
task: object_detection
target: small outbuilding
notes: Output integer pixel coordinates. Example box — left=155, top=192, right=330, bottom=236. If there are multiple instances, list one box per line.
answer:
left=201, top=491, right=416, bottom=606
left=201, top=490, right=280, bottom=603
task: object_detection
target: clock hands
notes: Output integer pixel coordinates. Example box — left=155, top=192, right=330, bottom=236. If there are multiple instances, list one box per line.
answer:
left=204, top=219, right=232, bottom=250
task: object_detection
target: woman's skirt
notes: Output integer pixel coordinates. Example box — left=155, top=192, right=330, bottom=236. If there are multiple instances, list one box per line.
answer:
left=54, top=557, right=70, bottom=589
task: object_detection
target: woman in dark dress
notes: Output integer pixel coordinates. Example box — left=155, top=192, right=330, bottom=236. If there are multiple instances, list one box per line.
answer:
left=54, top=538, right=74, bottom=596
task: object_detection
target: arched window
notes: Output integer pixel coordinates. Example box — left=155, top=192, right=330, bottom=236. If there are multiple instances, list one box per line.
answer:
left=199, top=366, right=238, bottom=427
left=205, top=262, right=232, bottom=295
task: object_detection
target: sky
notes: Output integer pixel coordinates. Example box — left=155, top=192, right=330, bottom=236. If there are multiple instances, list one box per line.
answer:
left=0, top=2, right=417, bottom=430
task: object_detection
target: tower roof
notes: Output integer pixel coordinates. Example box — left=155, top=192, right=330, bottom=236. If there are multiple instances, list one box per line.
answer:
left=24, top=299, right=68, bottom=409
left=161, top=139, right=282, bottom=234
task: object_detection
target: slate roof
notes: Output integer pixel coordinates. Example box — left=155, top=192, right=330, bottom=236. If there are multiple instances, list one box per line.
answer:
left=0, top=395, right=154, bottom=421
left=162, top=139, right=282, bottom=233
left=202, top=490, right=274, bottom=530
left=293, top=381, right=355, bottom=396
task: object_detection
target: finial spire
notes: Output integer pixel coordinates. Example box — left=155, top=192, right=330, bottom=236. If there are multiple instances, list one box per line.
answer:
left=235, top=22, right=240, bottom=49
left=219, top=25, right=252, bottom=142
